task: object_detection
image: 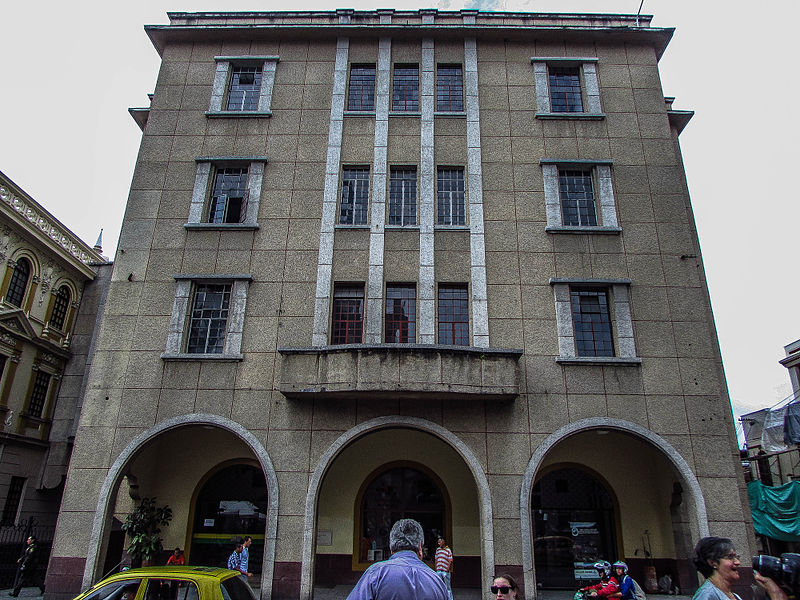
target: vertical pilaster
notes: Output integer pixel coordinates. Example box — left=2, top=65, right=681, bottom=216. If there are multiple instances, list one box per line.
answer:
left=418, top=38, right=436, bottom=344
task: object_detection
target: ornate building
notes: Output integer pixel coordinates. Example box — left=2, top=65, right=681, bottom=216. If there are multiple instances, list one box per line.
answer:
left=48, top=9, right=751, bottom=600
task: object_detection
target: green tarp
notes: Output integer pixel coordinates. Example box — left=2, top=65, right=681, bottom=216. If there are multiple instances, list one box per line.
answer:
left=747, top=480, right=800, bottom=542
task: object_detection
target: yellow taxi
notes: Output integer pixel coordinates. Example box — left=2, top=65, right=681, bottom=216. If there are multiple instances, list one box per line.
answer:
left=72, top=566, right=255, bottom=600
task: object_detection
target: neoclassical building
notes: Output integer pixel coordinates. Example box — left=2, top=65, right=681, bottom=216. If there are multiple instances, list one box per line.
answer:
left=0, top=170, right=109, bottom=586
left=48, top=9, right=751, bottom=600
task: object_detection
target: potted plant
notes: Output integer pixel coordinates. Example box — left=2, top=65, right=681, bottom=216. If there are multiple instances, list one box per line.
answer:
left=121, top=497, right=173, bottom=567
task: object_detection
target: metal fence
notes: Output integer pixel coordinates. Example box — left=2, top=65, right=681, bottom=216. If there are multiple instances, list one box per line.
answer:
left=0, top=517, right=54, bottom=589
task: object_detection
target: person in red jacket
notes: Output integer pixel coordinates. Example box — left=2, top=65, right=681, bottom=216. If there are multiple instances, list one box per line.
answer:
left=582, top=561, right=620, bottom=598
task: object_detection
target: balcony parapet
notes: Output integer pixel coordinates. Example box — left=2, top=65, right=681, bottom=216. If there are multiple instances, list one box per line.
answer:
left=277, top=344, right=522, bottom=401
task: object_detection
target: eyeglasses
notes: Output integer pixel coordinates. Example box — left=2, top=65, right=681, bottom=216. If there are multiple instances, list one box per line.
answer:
left=723, top=553, right=741, bottom=561
left=491, top=586, right=512, bottom=594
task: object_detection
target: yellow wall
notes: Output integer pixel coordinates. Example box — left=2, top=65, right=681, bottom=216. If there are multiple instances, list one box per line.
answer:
left=316, top=428, right=481, bottom=556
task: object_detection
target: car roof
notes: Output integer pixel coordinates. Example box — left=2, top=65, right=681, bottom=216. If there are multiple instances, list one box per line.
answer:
left=88, top=566, right=238, bottom=586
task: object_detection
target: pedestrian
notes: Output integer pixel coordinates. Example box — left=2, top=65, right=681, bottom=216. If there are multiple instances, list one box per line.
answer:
left=581, top=561, right=619, bottom=598
left=240, top=536, right=253, bottom=578
left=166, top=547, right=185, bottom=565
left=346, top=518, right=449, bottom=600
left=227, top=541, right=244, bottom=574
left=435, top=536, right=454, bottom=600
left=491, top=574, right=520, bottom=600
left=10, top=536, right=45, bottom=597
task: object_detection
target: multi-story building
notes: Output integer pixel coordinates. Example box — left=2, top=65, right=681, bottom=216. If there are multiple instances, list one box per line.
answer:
left=0, top=170, right=109, bottom=586
left=48, top=9, right=752, bottom=600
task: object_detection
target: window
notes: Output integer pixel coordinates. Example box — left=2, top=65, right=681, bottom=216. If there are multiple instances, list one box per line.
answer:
left=208, top=56, right=278, bottom=116
left=437, top=168, right=466, bottom=226
left=392, top=65, right=419, bottom=112
left=388, top=167, right=417, bottom=226
left=186, top=158, right=266, bottom=229
left=548, top=66, right=583, bottom=113
left=340, top=167, right=370, bottom=225
left=49, top=285, right=71, bottom=330
left=570, top=288, right=614, bottom=357
left=436, top=65, right=463, bottom=112
left=145, top=580, right=198, bottom=600
left=227, top=65, right=262, bottom=111
left=541, top=160, right=619, bottom=232
left=559, top=170, right=597, bottom=227
left=332, top=284, right=364, bottom=345
left=531, top=58, right=602, bottom=119
left=27, top=370, right=51, bottom=418
left=187, top=283, right=231, bottom=354
left=209, top=167, right=249, bottom=224
left=348, top=65, right=376, bottom=112
left=1, top=477, right=24, bottom=525
left=163, top=275, right=250, bottom=360
left=6, top=258, right=31, bottom=307
left=438, top=284, right=469, bottom=345
left=81, top=580, right=142, bottom=600
left=550, top=278, right=639, bottom=364
left=385, top=284, right=416, bottom=343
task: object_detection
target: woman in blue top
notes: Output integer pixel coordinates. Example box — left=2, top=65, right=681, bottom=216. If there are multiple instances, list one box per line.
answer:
left=612, top=561, right=636, bottom=600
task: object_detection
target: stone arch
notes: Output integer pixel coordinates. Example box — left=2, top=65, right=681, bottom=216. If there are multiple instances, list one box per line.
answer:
left=519, top=417, right=709, bottom=596
left=82, top=414, right=279, bottom=600
left=299, top=416, right=494, bottom=600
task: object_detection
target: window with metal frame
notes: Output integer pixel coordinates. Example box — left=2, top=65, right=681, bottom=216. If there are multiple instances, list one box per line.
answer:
left=392, top=65, right=419, bottom=112
left=348, top=65, right=376, bottom=111
left=436, top=65, right=463, bottom=112
left=548, top=66, right=583, bottom=113
left=1, top=477, right=24, bottom=525
left=331, top=284, right=364, bottom=345
left=438, top=284, right=469, bottom=345
left=227, top=65, right=263, bottom=111
left=187, top=283, right=231, bottom=354
left=559, top=169, right=597, bottom=227
left=570, top=288, right=614, bottom=357
left=340, top=167, right=370, bottom=225
left=49, top=285, right=71, bottom=330
left=385, top=284, right=416, bottom=343
left=6, top=258, right=30, bottom=308
left=437, top=168, right=466, bottom=226
left=27, top=370, right=51, bottom=418
left=388, top=167, right=417, bottom=226
left=208, top=167, right=249, bottom=224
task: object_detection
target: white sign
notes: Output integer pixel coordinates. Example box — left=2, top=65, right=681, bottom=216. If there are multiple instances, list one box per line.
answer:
left=317, top=530, right=332, bottom=546
left=204, top=519, right=215, bottom=527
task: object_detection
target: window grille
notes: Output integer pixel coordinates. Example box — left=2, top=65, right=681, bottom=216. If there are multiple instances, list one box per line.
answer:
left=392, top=65, right=419, bottom=112
left=348, top=65, right=376, bottom=111
left=438, top=284, right=469, bottom=345
left=6, top=259, right=30, bottom=307
left=209, top=167, right=249, bottom=224
left=570, top=288, right=615, bottom=357
left=187, top=283, right=231, bottom=354
left=1, top=477, right=24, bottom=525
left=549, top=66, right=583, bottom=113
left=437, top=168, right=466, bottom=226
left=227, top=65, right=263, bottom=111
left=28, top=370, right=51, bottom=418
left=340, top=168, right=370, bottom=225
left=49, top=286, right=71, bottom=330
left=331, top=284, right=364, bottom=345
left=559, top=169, right=597, bottom=227
left=385, top=284, right=416, bottom=343
left=388, top=167, right=417, bottom=226
left=436, top=65, right=463, bottom=112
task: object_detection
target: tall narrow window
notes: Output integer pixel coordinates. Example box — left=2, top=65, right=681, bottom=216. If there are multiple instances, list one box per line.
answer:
left=437, top=168, right=466, bottom=226
left=209, top=167, right=249, bottom=224
left=1, top=477, right=24, bottom=525
left=227, top=65, right=263, bottom=111
left=559, top=169, right=597, bottom=227
left=187, top=283, right=231, bottom=354
left=49, top=285, right=71, bottom=330
left=438, top=284, right=469, bottom=346
left=6, top=258, right=31, bottom=308
left=548, top=66, right=583, bottom=113
left=27, top=370, right=51, bottom=418
left=340, top=168, right=370, bottom=225
left=331, top=284, right=364, bottom=345
left=392, top=65, right=419, bottom=112
left=348, top=65, right=376, bottom=111
left=436, top=65, right=463, bottom=112
left=385, top=284, right=416, bottom=343
left=388, top=167, right=417, bottom=226
left=570, top=288, right=614, bottom=357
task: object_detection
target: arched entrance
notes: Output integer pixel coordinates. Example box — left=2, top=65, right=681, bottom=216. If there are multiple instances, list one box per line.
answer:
left=532, top=466, right=618, bottom=588
left=189, top=462, right=268, bottom=570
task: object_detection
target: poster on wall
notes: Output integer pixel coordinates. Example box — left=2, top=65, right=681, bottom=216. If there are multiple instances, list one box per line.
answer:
left=570, top=521, right=602, bottom=580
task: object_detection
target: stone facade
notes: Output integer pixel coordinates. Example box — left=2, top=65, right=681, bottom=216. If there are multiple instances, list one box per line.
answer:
left=49, top=10, right=752, bottom=600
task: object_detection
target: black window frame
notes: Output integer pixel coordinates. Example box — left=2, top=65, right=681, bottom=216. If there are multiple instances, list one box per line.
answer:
left=340, top=167, right=370, bottom=226
left=208, top=166, right=249, bottom=224
left=438, top=284, right=469, bottom=346
left=1, top=476, right=24, bottom=525
left=548, top=65, right=584, bottom=113
left=49, top=285, right=71, bottom=330
left=436, top=64, right=464, bottom=112
left=559, top=169, right=598, bottom=227
left=27, top=370, right=51, bottom=418
left=6, top=258, right=31, bottom=308
left=347, top=65, right=377, bottom=112
left=570, top=287, right=615, bottom=357
left=227, top=64, right=263, bottom=112
left=436, top=167, right=466, bottom=226
left=392, top=64, right=419, bottom=112
left=385, top=284, right=417, bottom=344
left=186, top=283, right=232, bottom=355
left=388, top=166, right=417, bottom=226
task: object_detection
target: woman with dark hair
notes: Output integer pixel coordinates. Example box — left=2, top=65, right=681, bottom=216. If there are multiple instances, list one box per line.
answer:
left=691, top=537, right=742, bottom=600
left=491, top=573, right=520, bottom=600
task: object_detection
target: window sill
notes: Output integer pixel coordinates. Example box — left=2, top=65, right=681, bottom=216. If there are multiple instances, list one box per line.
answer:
left=536, top=112, right=605, bottom=120
left=343, top=111, right=376, bottom=117
left=335, top=224, right=370, bottom=230
left=385, top=225, right=420, bottom=231
left=546, top=225, right=621, bottom=235
left=389, top=111, right=421, bottom=118
left=435, top=225, right=470, bottom=231
left=161, top=352, right=244, bottom=362
left=556, top=356, right=641, bottom=366
left=434, top=111, right=467, bottom=118
left=205, top=111, right=272, bottom=118
left=184, top=223, right=260, bottom=231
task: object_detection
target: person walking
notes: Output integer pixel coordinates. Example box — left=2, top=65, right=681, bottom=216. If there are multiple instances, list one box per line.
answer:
left=240, top=536, right=253, bottom=578
left=10, top=536, right=44, bottom=597
left=227, top=541, right=244, bottom=575
left=435, top=536, right=454, bottom=600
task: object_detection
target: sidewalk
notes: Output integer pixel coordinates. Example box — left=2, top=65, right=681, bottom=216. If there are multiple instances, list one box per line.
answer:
left=0, top=589, right=44, bottom=600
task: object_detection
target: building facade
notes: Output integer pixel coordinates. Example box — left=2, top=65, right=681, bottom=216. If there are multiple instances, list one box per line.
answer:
left=48, top=10, right=752, bottom=600
left=0, top=171, right=109, bottom=585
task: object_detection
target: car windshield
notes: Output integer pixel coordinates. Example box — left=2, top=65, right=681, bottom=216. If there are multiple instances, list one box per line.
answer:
left=220, top=576, right=257, bottom=600
left=83, top=579, right=142, bottom=600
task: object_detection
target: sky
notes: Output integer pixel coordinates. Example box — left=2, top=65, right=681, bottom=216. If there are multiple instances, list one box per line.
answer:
left=1, top=0, right=798, bottom=440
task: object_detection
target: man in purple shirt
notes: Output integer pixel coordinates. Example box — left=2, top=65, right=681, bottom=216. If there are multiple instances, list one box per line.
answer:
left=347, top=519, right=448, bottom=600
